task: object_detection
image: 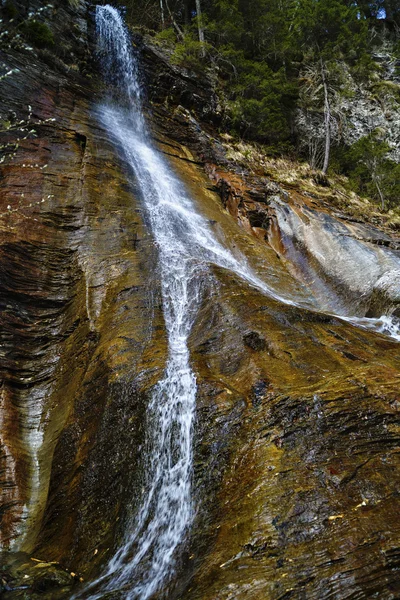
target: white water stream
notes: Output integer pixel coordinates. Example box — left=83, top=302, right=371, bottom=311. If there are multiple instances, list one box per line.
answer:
left=78, top=5, right=400, bottom=599
left=77, top=6, right=297, bottom=600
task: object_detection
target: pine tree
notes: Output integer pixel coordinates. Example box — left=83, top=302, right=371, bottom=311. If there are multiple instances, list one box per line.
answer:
left=291, top=0, right=369, bottom=172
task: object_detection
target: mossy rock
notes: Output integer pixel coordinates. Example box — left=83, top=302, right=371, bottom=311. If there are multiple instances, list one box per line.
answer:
left=31, top=566, right=73, bottom=592
left=20, top=20, right=54, bottom=49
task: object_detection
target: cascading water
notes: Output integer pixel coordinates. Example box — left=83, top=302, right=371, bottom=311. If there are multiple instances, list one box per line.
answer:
left=78, top=6, right=400, bottom=599
left=78, top=7, right=296, bottom=600
left=81, top=9, right=204, bottom=599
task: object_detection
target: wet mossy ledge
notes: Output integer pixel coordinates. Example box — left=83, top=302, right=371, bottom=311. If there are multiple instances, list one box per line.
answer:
left=1, top=1, right=400, bottom=599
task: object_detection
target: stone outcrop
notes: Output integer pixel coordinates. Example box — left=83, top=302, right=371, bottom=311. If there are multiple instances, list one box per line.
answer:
left=296, top=51, right=400, bottom=163
left=367, top=269, right=400, bottom=317
left=268, top=197, right=400, bottom=317
left=1, top=3, right=400, bottom=599
left=138, top=36, right=221, bottom=124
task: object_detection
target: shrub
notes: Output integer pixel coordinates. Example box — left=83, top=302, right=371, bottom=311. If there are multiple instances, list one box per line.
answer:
left=171, top=34, right=210, bottom=71
left=154, top=27, right=176, bottom=46
left=20, top=20, right=54, bottom=49
left=339, top=132, right=400, bottom=210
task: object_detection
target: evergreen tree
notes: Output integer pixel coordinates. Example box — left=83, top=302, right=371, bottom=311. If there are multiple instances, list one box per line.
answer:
left=291, top=0, right=369, bottom=172
left=114, top=0, right=399, bottom=203
left=345, top=132, right=400, bottom=210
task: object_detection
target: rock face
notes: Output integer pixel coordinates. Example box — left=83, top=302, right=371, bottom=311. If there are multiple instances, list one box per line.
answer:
left=1, top=3, right=400, bottom=600
left=1, top=0, right=164, bottom=589
left=141, top=141, right=400, bottom=600
left=367, top=269, right=400, bottom=317
left=296, top=52, right=400, bottom=162
left=269, top=197, right=400, bottom=317
left=138, top=35, right=221, bottom=124
left=185, top=278, right=400, bottom=600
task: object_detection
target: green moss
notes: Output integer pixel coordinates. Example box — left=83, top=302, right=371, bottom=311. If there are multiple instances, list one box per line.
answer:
left=20, top=20, right=55, bottom=49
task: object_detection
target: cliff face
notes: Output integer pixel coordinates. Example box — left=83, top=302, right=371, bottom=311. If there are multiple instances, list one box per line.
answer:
left=1, top=1, right=165, bottom=592
left=295, top=49, right=400, bottom=164
left=142, top=113, right=400, bottom=600
left=1, top=3, right=400, bottom=600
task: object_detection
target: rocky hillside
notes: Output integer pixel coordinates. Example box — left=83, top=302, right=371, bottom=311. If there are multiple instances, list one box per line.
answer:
left=295, top=47, right=400, bottom=163
left=1, top=2, right=400, bottom=599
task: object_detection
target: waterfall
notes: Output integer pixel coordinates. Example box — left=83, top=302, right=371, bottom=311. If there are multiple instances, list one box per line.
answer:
left=82, top=8, right=203, bottom=599
left=77, top=5, right=400, bottom=599
left=78, top=6, right=293, bottom=600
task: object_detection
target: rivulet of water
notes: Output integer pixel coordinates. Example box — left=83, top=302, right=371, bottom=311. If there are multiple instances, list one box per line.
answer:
left=78, top=5, right=400, bottom=600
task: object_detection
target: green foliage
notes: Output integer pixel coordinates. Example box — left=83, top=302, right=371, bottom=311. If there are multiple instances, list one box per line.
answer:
left=207, top=0, right=244, bottom=47
left=20, top=20, right=55, bottom=48
left=371, top=80, right=400, bottom=105
left=117, top=0, right=400, bottom=194
left=292, top=0, right=367, bottom=57
left=339, top=131, right=400, bottom=210
left=291, top=0, right=373, bottom=84
left=350, top=52, right=378, bottom=82
left=172, top=33, right=211, bottom=69
left=226, top=58, right=297, bottom=141
left=154, top=27, right=177, bottom=46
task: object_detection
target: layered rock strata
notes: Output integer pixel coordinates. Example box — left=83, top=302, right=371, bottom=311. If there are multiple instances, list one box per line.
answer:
left=1, top=4, right=400, bottom=600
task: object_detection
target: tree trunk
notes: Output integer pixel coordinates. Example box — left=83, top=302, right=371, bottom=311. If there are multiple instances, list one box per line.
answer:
left=160, top=0, right=165, bottom=28
left=373, top=175, right=385, bottom=210
left=164, top=0, right=184, bottom=39
left=184, top=0, right=191, bottom=26
left=321, top=59, right=330, bottom=176
left=195, top=0, right=206, bottom=57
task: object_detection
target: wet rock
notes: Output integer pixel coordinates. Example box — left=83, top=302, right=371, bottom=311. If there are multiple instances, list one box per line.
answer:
left=183, top=273, right=400, bottom=600
left=0, top=0, right=163, bottom=574
left=268, top=197, right=400, bottom=316
left=0, top=553, right=75, bottom=599
left=251, top=379, right=271, bottom=407
left=243, top=331, right=267, bottom=351
left=367, top=269, right=400, bottom=317
left=1, top=4, right=400, bottom=600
